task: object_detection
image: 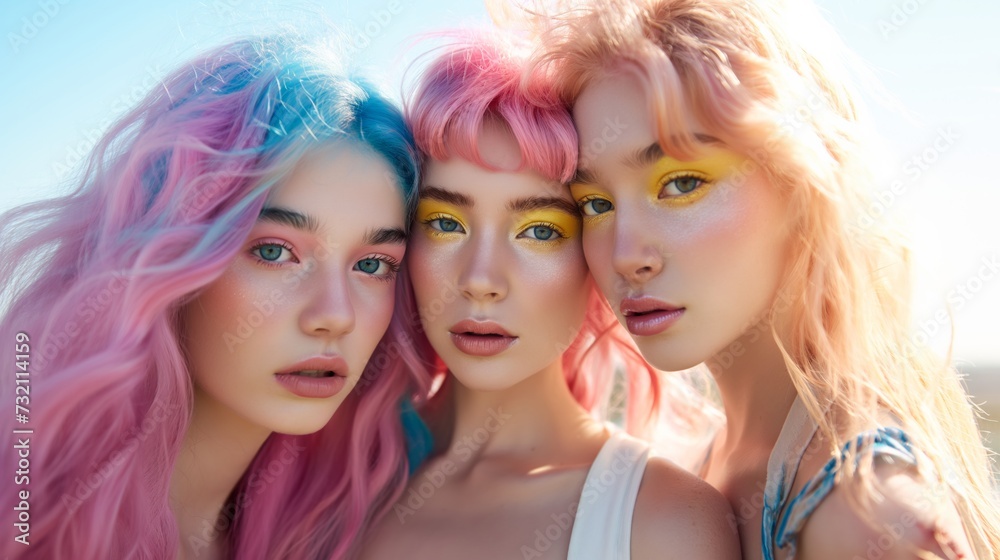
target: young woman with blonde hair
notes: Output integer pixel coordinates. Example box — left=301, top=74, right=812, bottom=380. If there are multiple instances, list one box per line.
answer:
left=525, top=0, right=1000, bottom=557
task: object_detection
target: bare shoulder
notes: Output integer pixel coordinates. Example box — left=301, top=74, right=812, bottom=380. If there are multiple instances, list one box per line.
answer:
left=630, top=456, right=741, bottom=560
left=797, top=459, right=973, bottom=559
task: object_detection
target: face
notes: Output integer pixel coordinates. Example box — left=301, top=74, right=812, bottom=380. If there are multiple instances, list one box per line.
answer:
left=182, top=141, right=406, bottom=435
left=571, top=71, right=792, bottom=372
left=408, top=123, right=591, bottom=391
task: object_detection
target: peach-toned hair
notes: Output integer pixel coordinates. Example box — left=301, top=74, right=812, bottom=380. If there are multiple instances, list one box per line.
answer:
left=523, top=0, right=999, bottom=555
left=403, top=29, right=721, bottom=455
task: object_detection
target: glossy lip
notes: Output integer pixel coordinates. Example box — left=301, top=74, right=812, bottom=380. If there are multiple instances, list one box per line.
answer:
left=448, top=319, right=518, bottom=357
left=274, top=355, right=349, bottom=399
left=620, top=296, right=685, bottom=337
left=449, top=319, right=516, bottom=338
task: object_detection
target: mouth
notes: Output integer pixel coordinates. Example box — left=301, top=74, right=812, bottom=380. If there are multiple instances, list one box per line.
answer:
left=620, top=296, right=685, bottom=337
left=449, top=319, right=515, bottom=337
left=283, top=369, right=337, bottom=378
left=275, top=355, right=349, bottom=398
left=449, top=319, right=518, bottom=357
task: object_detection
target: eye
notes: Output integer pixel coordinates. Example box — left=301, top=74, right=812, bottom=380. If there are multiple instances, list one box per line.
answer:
left=579, top=196, right=614, bottom=216
left=518, top=223, right=565, bottom=241
left=250, top=241, right=296, bottom=264
left=425, top=216, right=466, bottom=233
left=659, top=174, right=707, bottom=198
left=354, top=256, right=400, bottom=280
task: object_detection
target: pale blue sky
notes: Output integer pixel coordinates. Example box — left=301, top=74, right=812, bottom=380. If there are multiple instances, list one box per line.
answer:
left=1, top=0, right=998, bottom=366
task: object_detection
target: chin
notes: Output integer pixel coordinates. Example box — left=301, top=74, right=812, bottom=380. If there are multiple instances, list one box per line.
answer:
left=635, top=339, right=707, bottom=373
left=266, top=404, right=341, bottom=436
left=448, top=363, right=530, bottom=393
left=270, top=419, right=332, bottom=436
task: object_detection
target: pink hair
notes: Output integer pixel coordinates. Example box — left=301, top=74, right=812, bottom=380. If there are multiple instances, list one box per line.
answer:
left=1, top=37, right=425, bottom=559
left=403, top=30, right=717, bottom=443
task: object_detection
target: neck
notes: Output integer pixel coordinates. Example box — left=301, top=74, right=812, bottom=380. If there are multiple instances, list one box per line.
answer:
left=171, top=390, right=271, bottom=558
left=706, top=324, right=798, bottom=456
left=447, top=360, right=605, bottom=465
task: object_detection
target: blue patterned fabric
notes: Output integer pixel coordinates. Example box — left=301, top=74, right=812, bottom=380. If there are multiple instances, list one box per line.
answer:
left=761, top=399, right=917, bottom=559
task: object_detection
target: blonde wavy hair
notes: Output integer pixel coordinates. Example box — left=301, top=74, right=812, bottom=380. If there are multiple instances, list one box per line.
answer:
left=513, top=0, right=1000, bottom=555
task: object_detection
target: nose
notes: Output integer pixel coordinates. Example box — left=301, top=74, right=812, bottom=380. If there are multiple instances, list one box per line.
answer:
left=298, top=262, right=356, bottom=339
left=457, top=232, right=508, bottom=303
left=611, top=206, right=664, bottom=287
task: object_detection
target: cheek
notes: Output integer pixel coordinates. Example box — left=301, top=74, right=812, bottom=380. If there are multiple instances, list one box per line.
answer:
left=582, top=225, right=615, bottom=285
left=354, top=280, right=396, bottom=336
left=674, top=178, right=789, bottom=300
left=521, top=244, right=590, bottom=323
left=182, top=266, right=259, bottom=371
left=678, top=208, right=754, bottom=266
left=406, top=237, right=454, bottom=309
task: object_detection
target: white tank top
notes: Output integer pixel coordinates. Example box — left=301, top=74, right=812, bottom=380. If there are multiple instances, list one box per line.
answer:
left=566, top=430, right=651, bottom=559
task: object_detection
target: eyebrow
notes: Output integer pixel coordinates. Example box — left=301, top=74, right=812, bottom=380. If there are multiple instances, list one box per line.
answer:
left=622, top=142, right=666, bottom=171
left=258, top=207, right=320, bottom=233
left=507, top=195, right=580, bottom=217
left=423, top=184, right=578, bottom=217
left=625, top=135, right=726, bottom=169
left=572, top=167, right=598, bottom=185
left=364, top=227, right=407, bottom=245
left=260, top=207, right=405, bottom=245
left=419, top=185, right=474, bottom=208
left=574, top=134, right=725, bottom=185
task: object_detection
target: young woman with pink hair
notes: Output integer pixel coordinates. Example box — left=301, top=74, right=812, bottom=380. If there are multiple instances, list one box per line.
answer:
left=0, top=37, right=427, bottom=559
left=527, top=0, right=1000, bottom=557
left=359, top=31, right=739, bottom=560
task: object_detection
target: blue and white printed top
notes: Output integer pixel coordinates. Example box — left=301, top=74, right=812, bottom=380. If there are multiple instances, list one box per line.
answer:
left=760, top=397, right=917, bottom=559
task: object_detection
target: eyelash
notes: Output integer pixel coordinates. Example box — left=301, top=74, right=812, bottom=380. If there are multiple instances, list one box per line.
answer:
left=658, top=172, right=710, bottom=200
left=356, top=254, right=402, bottom=283
left=421, top=214, right=466, bottom=235
left=577, top=194, right=614, bottom=217
left=516, top=221, right=568, bottom=242
left=251, top=240, right=401, bottom=284
left=248, top=240, right=298, bottom=268
left=422, top=213, right=568, bottom=243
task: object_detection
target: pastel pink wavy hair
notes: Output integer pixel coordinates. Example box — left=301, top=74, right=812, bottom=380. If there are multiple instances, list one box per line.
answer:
left=0, top=37, right=426, bottom=559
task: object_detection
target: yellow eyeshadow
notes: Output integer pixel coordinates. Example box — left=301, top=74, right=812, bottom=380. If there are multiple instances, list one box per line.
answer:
left=646, top=150, right=748, bottom=206
left=416, top=200, right=462, bottom=222
left=646, top=151, right=747, bottom=189
left=570, top=184, right=615, bottom=223
left=515, top=209, right=581, bottom=238
left=569, top=183, right=605, bottom=200
left=656, top=173, right=713, bottom=207
left=415, top=200, right=466, bottom=238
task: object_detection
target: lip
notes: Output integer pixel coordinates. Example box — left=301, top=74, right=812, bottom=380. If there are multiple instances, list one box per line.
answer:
left=449, top=319, right=518, bottom=357
left=449, top=319, right=515, bottom=337
left=274, top=355, right=349, bottom=398
left=620, top=296, right=685, bottom=337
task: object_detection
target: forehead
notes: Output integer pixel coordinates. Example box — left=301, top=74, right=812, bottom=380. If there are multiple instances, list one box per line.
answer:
left=423, top=125, right=570, bottom=204
left=572, top=71, right=658, bottom=168
left=267, top=140, right=405, bottom=228
left=475, top=119, right=525, bottom=171
left=572, top=70, right=735, bottom=180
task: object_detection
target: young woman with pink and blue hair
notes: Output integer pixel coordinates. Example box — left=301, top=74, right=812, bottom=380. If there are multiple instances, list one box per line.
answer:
left=0, top=37, right=429, bottom=559
left=359, top=31, right=738, bottom=560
